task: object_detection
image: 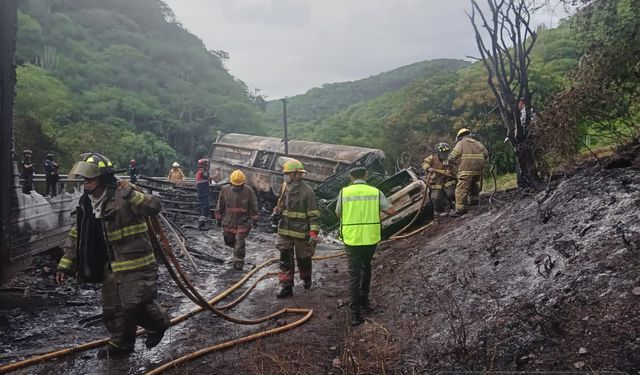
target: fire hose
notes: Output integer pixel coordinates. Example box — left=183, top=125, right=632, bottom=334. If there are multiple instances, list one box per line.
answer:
left=0, top=214, right=345, bottom=374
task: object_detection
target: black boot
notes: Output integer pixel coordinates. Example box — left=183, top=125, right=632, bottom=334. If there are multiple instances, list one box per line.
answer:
left=360, top=297, right=374, bottom=313
left=276, top=285, right=293, bottom=298
left=97, top=343, right=133, bottom=359
left=145, top=328, right=166, bottom=349
left=351, top=310, right=363, bottom=326
left=302, top=278, right=312, bottom=290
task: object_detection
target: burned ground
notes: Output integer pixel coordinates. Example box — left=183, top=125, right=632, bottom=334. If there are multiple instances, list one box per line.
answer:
left=1, top=145, right=639, bottom=374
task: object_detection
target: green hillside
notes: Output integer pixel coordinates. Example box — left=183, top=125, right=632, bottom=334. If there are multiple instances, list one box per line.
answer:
left=15, top=0, right=264, bottom=174
left=261, top=59, right=470, bottom=136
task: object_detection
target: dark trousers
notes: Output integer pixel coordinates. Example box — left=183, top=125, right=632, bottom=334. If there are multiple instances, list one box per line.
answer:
left=197, top=193, right=210, bottom=218
left=45, top=175, right=58, bottom=197
left=345, top=244, right=377, bottom=313
left=102, top=265, right=170, bottom=350
left=22, top=178, right=33, bottom=194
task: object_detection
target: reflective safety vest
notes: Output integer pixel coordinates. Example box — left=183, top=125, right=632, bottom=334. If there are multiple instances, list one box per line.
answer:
left=340, top=183, right=381, bottom=246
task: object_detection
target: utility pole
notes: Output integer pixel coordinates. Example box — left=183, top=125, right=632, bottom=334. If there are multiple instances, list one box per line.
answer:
left=0, top=0, right=17, bottom=282
left=281, top=98, right=288, bottom=155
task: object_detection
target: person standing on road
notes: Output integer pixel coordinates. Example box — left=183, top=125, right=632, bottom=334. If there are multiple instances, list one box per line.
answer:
left=273, top=159, right=321, bottom=298
left=335, top=167, right=396, bottom=326
left=215, top=169, right=259, bottom=270
left=127, top=159, right=138, bottom=184
left=422, top=142, right=456, bottom=214
left=44, top=153, right=59, bottom=197
left=448, top=128, right=489, bottom=217
left=167, top=162, right=185, bottom=184
left=55, top=152, right=170, bottom=359
left=21, top=149, right=34, bottom=194
left=196, top=159, right=214, bottom=230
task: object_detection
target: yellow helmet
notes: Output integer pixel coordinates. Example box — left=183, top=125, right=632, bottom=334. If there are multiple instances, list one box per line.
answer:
left=282, top=159, right=306, bottom=173
left=456, top=128, right=471, bottom=138
left=229, top=169, right=246, bottom=185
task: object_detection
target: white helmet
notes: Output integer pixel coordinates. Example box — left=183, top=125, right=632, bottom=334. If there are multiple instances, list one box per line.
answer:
left=172, top=162, right=180, bottom=167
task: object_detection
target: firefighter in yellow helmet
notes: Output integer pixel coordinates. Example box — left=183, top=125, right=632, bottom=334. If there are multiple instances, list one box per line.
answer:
left=448, top=129, right=489, bottom=217
left=422, top=142, right=457, bottom=214
left=215, top=170, right=259, bottom=270
left=272, top=159, right=321, bottom=298
left=56, top=153, right=170, bottom=358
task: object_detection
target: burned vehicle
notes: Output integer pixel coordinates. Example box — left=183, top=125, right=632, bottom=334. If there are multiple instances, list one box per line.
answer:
left=207, top=133, right=432, bottom=238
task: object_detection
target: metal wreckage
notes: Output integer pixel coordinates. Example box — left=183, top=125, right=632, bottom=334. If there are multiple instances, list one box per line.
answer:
left=137, top=133, right=433, bottom=238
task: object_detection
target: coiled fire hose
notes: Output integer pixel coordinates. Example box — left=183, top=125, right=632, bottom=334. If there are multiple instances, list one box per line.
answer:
left=0, top=214, right=345, bottom=374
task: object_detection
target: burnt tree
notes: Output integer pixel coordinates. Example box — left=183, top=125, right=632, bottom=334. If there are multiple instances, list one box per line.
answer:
left=468, top=0, right=545, bottom=191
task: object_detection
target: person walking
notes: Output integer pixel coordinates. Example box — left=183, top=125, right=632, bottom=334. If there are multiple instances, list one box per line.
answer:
left=167, top=162, right=184, bottom=183
left=422, top=142, right=456, bottom=214
left=215, top=170, right=259, bottom=270
left=44, top=153, right=59, bottom=197
left=195, top=159, right=212, bottom=230
left=335, top=167, right=396, bottom=326
left=127, top=159, right=138, bottom=184
left=56, top=153, right=170, bottom=358
left=273, top=159, right=321, bottom=298
left=448, top=128, right=489, bottom=217
left=21, top=149, right=34, bottom=194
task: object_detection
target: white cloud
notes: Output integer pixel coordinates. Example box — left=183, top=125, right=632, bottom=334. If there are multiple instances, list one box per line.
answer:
left=163, top=0, right=571, bottom=98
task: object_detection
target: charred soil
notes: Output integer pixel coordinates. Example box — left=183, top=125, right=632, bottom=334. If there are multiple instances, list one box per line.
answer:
left=1, top=144, right=639, bottom=374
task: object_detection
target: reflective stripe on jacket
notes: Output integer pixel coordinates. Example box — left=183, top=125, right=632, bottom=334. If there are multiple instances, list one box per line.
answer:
left=277, top=181, right=320, bottom=239
left=58, top=181, right=161, bottom=276
left=448, top=137, right=488, bottom=177
left=422, top=154, right=457, bottom=189
left=215, top=184, right=259, bottom=234
left=340, top=183, right=381, bottom=246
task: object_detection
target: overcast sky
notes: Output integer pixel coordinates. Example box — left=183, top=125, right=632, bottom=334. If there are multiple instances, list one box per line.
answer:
left=163, top=0, right=570, bottom=99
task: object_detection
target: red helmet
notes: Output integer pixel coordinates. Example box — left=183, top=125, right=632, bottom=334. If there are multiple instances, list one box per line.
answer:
left=197, top=158, right=208, bottom=166
left=130, top=159, right=136, bottom=165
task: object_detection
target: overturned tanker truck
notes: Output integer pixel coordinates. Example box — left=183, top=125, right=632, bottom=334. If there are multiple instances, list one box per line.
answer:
left=206, top=133, right=433, bottom=238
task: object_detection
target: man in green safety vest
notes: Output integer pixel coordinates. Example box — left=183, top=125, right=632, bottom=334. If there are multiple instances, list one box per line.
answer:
left=56, top=153, right=170, bottom=359
left=335, top=167, right=396, bottom=326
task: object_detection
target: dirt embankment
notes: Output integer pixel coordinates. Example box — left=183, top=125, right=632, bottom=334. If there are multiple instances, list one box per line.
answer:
left=346, top=146, right=640, bottom=373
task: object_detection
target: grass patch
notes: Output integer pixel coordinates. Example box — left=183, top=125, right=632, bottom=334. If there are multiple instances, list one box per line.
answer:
left=482, top=172, right=517, bottom=193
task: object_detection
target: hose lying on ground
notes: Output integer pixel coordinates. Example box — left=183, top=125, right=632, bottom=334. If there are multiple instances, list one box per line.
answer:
left=0, top=214, right=345, bottom=374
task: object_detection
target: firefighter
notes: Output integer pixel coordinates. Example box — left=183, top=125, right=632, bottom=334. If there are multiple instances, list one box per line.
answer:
left=195, top=159, right=212, bottom=230
left=127, top=159, right=138, bottom=184
left=55, top=153, right=170, bottom=358
left=44, top=153, right=59, bottom=197
left=167, top=162, right=185, bottom=183
left=422, top=143, right=456, bottom=214
left=448, top=128, right=489, bottom=217
left=21, top=149, right=34, bottom=194
left=273, top=159, right=320, bottom=298
left=335, top=167, right=396, bottom=326
left=215, top=170, right=259, bottom=270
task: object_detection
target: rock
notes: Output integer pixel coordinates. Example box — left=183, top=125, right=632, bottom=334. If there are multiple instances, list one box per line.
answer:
left=573, top=361, right=585, bottom=369
left=579, top=347, right=588, bottom=355
left=632, top=287, right=640, bottom=296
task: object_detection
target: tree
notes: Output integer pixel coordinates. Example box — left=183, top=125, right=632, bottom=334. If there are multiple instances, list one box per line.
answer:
left=468, top=0, right=546, bottom=191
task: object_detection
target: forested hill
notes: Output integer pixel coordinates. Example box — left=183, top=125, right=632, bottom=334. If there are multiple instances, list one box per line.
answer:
left=15, top=0, right=264, bottom=175
left=261, top=59, right=470, bottom=136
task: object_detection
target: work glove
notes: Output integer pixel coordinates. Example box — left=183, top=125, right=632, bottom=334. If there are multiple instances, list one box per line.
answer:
left=307, top=231, right=319, bottom=246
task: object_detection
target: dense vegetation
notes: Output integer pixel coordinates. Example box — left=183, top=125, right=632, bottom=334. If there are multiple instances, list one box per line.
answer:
left=15, top=0, right=264, bottom=175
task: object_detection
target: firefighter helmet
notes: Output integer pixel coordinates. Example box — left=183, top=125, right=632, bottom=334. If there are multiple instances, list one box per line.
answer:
left=23, top=149, right=32, bottom=155
left=69, top=153, right=114, bottom=179
left=229, top=170, right=246, bottom=185
left=130, top=159, right=136, bottom=165
left=172, top=162, right=180, bottom=167
left=197, top=159, right=208, bottom=167
left=436, top=143, right=450, bottom=153
left=282, top=159, right=306, bottom=173
left=456, top=128, right=471, bottom=138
